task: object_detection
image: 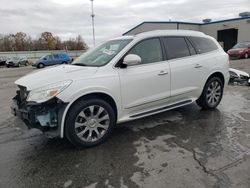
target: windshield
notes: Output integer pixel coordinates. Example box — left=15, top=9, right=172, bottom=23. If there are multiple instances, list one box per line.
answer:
left=40, top=54, right=52, bottom=60
left=233, top=43, right=248, bottom=49
left=72, top=39, right=132, bottom=67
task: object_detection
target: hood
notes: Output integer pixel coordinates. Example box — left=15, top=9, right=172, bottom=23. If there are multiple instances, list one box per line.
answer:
left=228, top=48, right=245, bottom=53
left=15, top=64, right=98, bottom=90
left=229, top=68, right=249, bottom=77
left=34, top=58, right=42, bottom=64
left=7, top=59, right=18, bottom=63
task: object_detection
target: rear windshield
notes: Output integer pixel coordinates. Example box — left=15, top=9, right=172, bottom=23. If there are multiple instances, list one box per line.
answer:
left=232, top=43, right=248, bottom=49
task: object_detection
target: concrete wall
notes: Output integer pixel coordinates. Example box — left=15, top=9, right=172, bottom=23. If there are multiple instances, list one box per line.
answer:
left=178, top=24, right=201, bottom=31
left=0, top=50, right=85, bottom=61
left=125, top=23, right=201, bottom=35
left=200, top=18, right=250, bottom=42
left=125, top=23, right=178, bottom=35
left=124, top=18, right=250, bottom=44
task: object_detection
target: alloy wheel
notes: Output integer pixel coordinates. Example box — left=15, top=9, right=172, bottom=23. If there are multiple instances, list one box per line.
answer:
left=206, top=80, right=222, bottom=107
left=74, top=105, right=110, bottom=142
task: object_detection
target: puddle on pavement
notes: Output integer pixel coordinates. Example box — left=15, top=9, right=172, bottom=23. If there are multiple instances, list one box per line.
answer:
left=131, top=135, right=216, bottom=188
left=129, top=90, right=250, bottom=187
left=219, top=93, right=250, bottom=160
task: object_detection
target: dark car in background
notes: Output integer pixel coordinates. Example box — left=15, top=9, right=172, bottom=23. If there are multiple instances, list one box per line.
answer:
left=0, top=56, right=7, bottom=66
left=33, top=52, right=71, bottom=68
left=227, top=42, right=250, bottom=59
left=5, top=57, right=28, bottom=67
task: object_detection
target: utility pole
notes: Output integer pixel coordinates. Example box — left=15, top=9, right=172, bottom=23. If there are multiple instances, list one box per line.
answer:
left=90, top=0, right=95, bottom=47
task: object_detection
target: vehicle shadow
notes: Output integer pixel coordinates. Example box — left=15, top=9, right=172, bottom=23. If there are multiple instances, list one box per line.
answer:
left=12, top=103, right=225, bottom=188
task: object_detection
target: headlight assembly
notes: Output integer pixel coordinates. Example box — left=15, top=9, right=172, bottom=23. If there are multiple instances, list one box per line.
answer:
left=27, top=80, right=72, bottom=103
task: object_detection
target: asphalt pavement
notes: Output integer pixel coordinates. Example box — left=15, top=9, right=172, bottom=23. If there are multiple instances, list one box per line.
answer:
left=0, top=60, right=250, bottom=188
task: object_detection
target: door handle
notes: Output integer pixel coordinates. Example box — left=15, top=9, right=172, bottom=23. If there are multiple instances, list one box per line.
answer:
left=194, top=64, right=202, bottom=68
left=158, top=70, right=168, bottom=76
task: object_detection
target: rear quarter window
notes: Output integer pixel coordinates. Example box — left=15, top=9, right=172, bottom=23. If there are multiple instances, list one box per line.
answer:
left=59, top=53, right=68, bottom=59
left=189, top=37, right=218, bottom=54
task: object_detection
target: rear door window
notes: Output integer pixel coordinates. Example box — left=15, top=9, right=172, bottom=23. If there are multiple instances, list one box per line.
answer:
left=189, top=37, right=218, bottom=54
left=53, top=54, right=59, bottom=59
left=163, top=37, right=190, bottom=60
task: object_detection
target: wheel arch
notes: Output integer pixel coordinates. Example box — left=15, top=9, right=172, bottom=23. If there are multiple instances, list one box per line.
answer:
left=197, top=71, right=226, bottom=99
left=206, top=71, right=225, bottom=86
left=60, top=91, right=118, bottom=138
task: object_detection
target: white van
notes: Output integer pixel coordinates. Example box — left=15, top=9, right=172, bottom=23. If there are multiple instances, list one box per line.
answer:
left=11, top=30, right=229, bottom=147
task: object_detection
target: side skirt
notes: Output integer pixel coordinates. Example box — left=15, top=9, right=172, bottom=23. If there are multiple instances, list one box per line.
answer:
left=129, top=99, right=192, bottom=118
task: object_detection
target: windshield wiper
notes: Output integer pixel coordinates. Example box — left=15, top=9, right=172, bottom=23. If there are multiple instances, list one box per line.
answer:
left=72, top=63, right=87, bottom=66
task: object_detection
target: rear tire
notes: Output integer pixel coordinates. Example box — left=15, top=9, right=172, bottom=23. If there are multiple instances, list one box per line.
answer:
left=196, top=77, right=224, bottom=110
left=244, top=53, right=249, bottom=59
left=65, top=98, right=116, bottom=147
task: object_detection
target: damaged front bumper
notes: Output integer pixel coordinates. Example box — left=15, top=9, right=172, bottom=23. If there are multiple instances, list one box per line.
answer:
left=229, top=68, right=250, bottom=86
left=11, top=87, right=67, bottom=138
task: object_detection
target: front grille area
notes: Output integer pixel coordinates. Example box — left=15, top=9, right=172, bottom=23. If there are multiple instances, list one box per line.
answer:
left=16, top=85, right=29, bottom=107
left=229, top=54, right=239, bottom=57
left=240, top=75, right=249, bottom=80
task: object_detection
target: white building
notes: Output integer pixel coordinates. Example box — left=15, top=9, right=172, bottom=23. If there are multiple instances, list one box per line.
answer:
left=123, top=15, right=250, bottom=51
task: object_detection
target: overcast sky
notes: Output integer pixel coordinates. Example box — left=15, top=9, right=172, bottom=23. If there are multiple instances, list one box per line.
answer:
left=0, top=0, right=249, bottom=46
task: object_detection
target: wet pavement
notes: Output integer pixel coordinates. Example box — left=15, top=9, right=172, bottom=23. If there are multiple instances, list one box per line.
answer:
left=0, top=60, right=250, bottom=188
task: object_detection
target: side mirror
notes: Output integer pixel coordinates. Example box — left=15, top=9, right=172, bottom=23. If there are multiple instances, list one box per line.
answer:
left=123, top=54, right=141, bottom=66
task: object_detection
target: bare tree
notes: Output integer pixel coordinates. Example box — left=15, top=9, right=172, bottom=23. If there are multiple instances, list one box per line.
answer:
left=39, top=32, right=56, bottom=50
left=0, top=32, right=88, bottom=52
left=54, top=36, right=63, bottom=50
left=14, top=32, right=30, bottom=51
left=75, top=35, right=88, bottom=50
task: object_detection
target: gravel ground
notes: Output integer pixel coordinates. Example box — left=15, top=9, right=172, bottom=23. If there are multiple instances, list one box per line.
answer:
left=0, top=60, right=249, bottom=188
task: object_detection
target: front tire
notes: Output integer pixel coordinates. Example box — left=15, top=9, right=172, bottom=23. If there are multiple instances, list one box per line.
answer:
left=196, top=77, right=224, bottom=110
left=37, top=63, right=44, bottom=69
left=244, top=53, right=249, bottom=59
left=65, top=98, right=116, bottom=147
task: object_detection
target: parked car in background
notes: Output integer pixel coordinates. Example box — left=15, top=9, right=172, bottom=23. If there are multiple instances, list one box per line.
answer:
left=227, top=42, right=250, bottom=59
left=33, top=53, right=71, bottom=68
left=0, top=56, right=7, bottom=66
left=5, top=57, right=28, bottom=68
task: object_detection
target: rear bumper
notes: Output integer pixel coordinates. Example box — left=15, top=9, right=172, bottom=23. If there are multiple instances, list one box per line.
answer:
left=11, top=97, right=67, bottom=138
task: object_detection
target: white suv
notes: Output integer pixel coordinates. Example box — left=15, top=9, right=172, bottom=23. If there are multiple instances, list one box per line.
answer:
left=11, top=30, right=229, bottom=147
